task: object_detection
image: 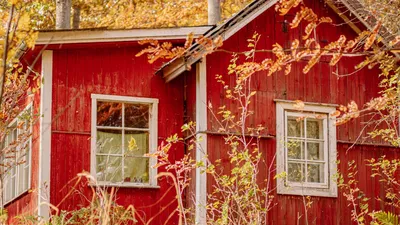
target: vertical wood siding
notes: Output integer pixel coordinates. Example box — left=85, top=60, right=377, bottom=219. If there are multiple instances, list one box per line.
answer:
left=203, top=0, right=399, bottom=224
left=5, top=60, right=42, bottom=222
left=51, top=45, right=185, bottom=225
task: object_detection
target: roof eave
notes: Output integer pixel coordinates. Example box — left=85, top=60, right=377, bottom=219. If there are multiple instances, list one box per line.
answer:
left=35, top=26, right=212, bottom=45
left=160, top=0, right=278, bottom=82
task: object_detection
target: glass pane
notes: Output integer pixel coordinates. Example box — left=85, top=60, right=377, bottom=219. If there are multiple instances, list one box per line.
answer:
left=125, top=131, right=149, bottom=156
left=287, top=140, right=304, bottom=159
left=97, top=102, right=122, bottom=127
left=97, top=129, right=122, bottom=154
left=307, top=141, right=324, bottom=160
left=18, top=163, right=24, bottom=194
left=11, top=175, right=16, bottom=198
left=306, top=119, right=322, bottom=139
left=24, top=167, right=29, bottom=190
left=124, top=157, right=149, bottom=183
left=287, top=162, right=304, bottom=182
left=125, top=104, right=149, bottom=128
left=307, top=163, right=324, bottom=183
left=96, top=156, right=122, bottom=182
left=287, top=117, right=303, bottom=137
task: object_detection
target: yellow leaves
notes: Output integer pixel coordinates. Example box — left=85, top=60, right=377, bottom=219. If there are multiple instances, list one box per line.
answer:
left=291, top=39, right=299, bottom=58
left=293, top=100, right=305, bottom=111
left=128, top=137, right=138, bottom=151
left=284, top=64, right=291, bottom=75
left=364, top=22, right=382, bottom=50
left=184, top=32, right=194, bottom=49
left=275, top=0, right=302, bottom=16
left=303, top=23, right=316, bottom=40
left=136, top=39, right=187, bottom=63
left=330, top=110, right=340, bottom=118
left=318, top=17, right=332, bottom=24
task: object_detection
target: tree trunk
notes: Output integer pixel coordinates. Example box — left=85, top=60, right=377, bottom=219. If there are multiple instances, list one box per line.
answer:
left=72, top=6, right=81, bottom=29
left=208, top=0, right=221, bottom=25
left=56, top=0, right=71, bottom=29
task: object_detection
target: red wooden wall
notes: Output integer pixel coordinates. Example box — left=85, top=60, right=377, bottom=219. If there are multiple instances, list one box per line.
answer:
left=5, top=54, right=42, bottom=222
left=200, top=0, right=400, bottom=224
left=49, top=43, right=185, bottom=225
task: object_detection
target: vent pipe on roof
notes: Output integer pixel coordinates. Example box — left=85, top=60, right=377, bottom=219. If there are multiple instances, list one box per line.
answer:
left=56, top=0, right=71, bottom=29
left=208, top=0, right=221, bottom=25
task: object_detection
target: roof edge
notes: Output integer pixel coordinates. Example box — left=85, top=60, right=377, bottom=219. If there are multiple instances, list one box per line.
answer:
left=35, top=26, right=212, bottom=45
left=160, top=0, right=278, bottom=82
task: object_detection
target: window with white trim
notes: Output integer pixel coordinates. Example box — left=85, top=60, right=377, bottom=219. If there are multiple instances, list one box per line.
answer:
left=91, top=94, right=158, bottom=187
left=3, top=105, right=32, bottom=204
left=276, top=100, right=337, bottom=197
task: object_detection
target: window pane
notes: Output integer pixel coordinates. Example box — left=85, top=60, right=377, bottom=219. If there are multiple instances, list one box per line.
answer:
left=96, top=156, right=122, bottom=182
left=24, top=166, right=29, bottom=191
left=287, top=162, right=305, bottom=182
left=124, top=157, right=149, bottom=183
left=287, top=117, right=303, bottom=137
left=306, top=119, right=322, bottom=139
left=307, top=141, right=324, bottom=160
left=287, top=140, right=304, bottom=159
left=307, top=163, right=324, bottom=183
left=18, top=163, right=24, bottom=194
left=97, top=129, right=122, bottom=154
left=97, top=102, right=122, bottom=127
left=125, top=104, right=149, bottom=128
left=125, top=131, right=149, bottom=156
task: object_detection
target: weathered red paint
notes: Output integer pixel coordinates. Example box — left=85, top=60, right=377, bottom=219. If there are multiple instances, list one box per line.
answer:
left=6, top=1, right=399, bottom=224
left=49, top=45, right=185, bottom=224
left=201, top=0, right=399, bottom=225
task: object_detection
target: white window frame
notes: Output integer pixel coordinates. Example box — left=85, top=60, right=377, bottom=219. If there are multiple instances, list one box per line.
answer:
left=3, top=103, right=33, bottom=205
left=91, top=94, right=159, bottom=188
left=276, top=100, right=337, bottom=197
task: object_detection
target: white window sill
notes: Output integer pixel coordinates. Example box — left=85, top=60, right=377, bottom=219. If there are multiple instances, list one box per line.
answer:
left=277, top=184, right=337, bottom=198
left=88, top=182, right=160, bottom=189
left=4, top=189, right=30, bottom=206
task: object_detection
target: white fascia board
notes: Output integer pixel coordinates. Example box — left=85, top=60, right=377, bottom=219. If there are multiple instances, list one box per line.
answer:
left=163, top=0, right=277, bottom=82
left=223, top=0, right=278, bottom=40
left=36, top=26, right=212, bottom=45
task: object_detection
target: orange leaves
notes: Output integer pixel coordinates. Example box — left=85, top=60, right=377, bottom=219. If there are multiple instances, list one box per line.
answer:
left=136, top=34, right=224, bottom=64
left=303, top=23, right=316, bottom=40
left=275, top=0, right=302, bottom=16
left=335, top=101, right=360, bottom=126
left=290, top=6, right=317, bottom=29
left=364, top=22, right=382, bottom=51
left=293, top=100, right=305, bottom=110
left=184, top=32, right=194, bottom=49
left=136, top=39, right=186, bottom=64
left=291, top=39, right=299, bottom=58
left=284, top=64, right=291, bottom=75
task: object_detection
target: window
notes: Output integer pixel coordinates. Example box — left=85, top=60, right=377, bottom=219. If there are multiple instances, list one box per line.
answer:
left=276, top=100, right=337, bottom=197
left=91, top=94, right=158, bottom=187
left=3, top=104, right=32, bottom=204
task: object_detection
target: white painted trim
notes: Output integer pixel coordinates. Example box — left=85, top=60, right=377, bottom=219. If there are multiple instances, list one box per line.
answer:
left=90, top=94, right=158, bottom=187
left=36, top=27, right=211, bottom=45
left=38, top=50, right=53, bottom=219
left=195, top=59, right=207, bottom=224
left=223, top=0, right=278, bottom=40
left=3, top=103, right=33, bottom=205
left=162, top=0, right=278, bottom=82
left=276, top=101, right=338, bottom=198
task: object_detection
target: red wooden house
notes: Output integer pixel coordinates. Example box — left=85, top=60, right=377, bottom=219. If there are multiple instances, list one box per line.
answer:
left=6, top=0, right=399, bottom=224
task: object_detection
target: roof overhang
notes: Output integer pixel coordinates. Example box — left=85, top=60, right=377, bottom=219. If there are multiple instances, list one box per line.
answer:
left=160, top=0, right=278, bottom=82
left=35, top=26, right=212, bottom=45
